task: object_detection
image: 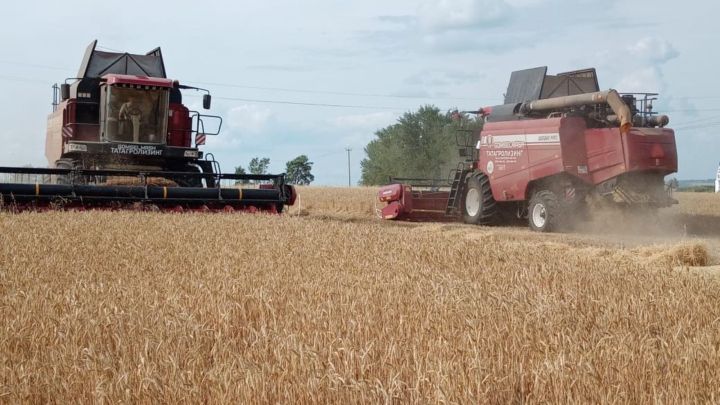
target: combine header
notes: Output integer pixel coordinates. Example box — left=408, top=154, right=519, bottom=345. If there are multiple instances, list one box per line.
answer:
left=0, top=41, right=295, bottom=213
left=378, top=67, right=678, bottom=231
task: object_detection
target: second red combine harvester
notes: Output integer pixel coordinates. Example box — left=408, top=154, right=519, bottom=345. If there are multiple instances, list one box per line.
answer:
left=378, top=67, right=677, bottom=231
left=0, top=41, right=296, bottom=212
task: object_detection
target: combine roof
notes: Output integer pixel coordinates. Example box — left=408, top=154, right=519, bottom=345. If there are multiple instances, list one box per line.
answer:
left=76, top=40, right=167, bottom=79
left=504, top=66, right=599, bottom=104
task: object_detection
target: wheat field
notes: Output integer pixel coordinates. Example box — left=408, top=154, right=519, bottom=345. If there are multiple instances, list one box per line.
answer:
left=1, top=189, right=719, bottom=403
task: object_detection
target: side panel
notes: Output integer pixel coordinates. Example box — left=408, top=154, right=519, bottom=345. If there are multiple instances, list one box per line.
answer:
left=585, top=128, right=627, bottom=185
left=479, top=118, right=564, bottom=201
left=623, top=128, right=677, bottom=174
left=45, top=105, right=65, bottom=166
left=559, top=117, right=590, bottom=182
left=167, top=104, right=192, bottom=147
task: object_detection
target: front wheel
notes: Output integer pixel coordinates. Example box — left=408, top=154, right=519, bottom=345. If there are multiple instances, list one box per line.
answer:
left=528, top=190, right=561, bottom=232
left=462, top=173, right=497, bottom=225
left=54, top=159, right=74, bottom=185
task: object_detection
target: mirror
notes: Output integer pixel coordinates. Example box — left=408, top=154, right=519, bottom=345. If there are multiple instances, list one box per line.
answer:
left=60, top=84, right=70, bottom=101
left=203, top=94, right=211, bottom=110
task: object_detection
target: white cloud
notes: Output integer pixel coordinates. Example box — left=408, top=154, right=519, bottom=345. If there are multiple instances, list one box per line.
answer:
left=329, top=111, right=398, bottom=147
left=417, top=0, right=511, bottom=32
left=503, top=0, right=544, bottom=6
left=226, top=104, right=273, bottom=134
left=331, top=111, right=397, bottom=131
left=615, top=67, right=663, bottom=93
left=627, top=37, right=679, bottom=64
left=595, top=37, right=679, bottom=93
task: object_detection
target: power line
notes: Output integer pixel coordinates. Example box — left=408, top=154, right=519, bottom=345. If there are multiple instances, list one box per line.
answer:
left=674, top=120, right=720, bottom=131
left=96, top=45, right=123, bottom=52
left=205, top=94, right=403, bottom=111
left=663, top=108, right=720, bottom=112
left=668, top=96, right=720, bottom=100
left=6, top=58, right=720, bottom=115
left=0, top=72, right=412, bottom=110
left=0, top=60, right=70, bottom=72
left=313, top=149, right=347, bottom=159
left=671, top=114, right=720, bottom=129
left=0, top=58, right=485, bottom=103
left=185, top=80, right=482, bottom=102
left=0, top=74, right=51, bottom=84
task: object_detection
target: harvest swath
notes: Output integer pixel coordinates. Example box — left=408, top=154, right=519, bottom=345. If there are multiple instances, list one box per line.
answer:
left=1, top=190, right=718, bottom=402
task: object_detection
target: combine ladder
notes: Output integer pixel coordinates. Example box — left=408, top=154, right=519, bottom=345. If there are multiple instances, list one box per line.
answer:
left=445, top=164, right=469, bottom=217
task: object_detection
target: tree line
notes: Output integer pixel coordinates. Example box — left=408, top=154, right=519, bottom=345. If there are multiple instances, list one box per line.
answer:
left=235, top=155, right=315, bottom=185
left=233, top=105, right=479, bottom=187
left=360, top=105, right=482, bottom=185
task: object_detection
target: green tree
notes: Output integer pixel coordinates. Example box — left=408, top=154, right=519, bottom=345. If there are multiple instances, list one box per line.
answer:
left=285, top=155, right=315, bottom=185
left=234, top=165, right=248, bottom=185
left=248, top=157, right=270, bottom=175
left=360, top=105, right=482, bottom=185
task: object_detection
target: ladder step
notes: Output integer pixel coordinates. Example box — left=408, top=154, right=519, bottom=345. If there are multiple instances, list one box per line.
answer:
left=445, top=169, right=469, bottom=216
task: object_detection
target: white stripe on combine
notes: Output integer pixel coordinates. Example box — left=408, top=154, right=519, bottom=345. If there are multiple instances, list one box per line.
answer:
left=525, top=133, right=560, bottom=144
left=482, top=132, right=561, bottom=145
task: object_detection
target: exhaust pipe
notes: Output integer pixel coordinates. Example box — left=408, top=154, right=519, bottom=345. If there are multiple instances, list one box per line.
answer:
left=520, top=89, right=633, bottom=133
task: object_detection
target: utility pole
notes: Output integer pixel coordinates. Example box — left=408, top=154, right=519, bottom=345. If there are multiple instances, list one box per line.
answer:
left=345, top=147, right=352, bottom=187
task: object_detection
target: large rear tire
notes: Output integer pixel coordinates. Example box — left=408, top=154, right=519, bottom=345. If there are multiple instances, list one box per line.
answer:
left=462, top=173, right=497, bottom=225
left=528, top=190, right=561, bottom=232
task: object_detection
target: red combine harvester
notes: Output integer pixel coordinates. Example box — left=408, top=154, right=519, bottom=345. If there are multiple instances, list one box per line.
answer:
left=0, top=41, right=295, bottom=212
left=378, top=67, right=677, bottom=231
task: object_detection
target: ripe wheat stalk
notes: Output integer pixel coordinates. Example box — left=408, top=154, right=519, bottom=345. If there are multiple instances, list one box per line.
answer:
left=0, top=190, right=718, bottom=402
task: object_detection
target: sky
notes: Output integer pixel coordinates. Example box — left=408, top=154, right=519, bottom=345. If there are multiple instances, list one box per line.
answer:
left=0, top=0, right=718, bottom=184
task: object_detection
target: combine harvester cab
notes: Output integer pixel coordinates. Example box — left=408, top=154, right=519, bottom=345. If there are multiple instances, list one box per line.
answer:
left=378, top=66, right=678, bottom=231
left=0, top=40, right=296, bottom=213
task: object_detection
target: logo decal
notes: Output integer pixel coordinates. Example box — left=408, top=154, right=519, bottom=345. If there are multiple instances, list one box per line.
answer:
left=110, top=144, right=163, bottom=156
left=486, top=160, right=494, bottom=174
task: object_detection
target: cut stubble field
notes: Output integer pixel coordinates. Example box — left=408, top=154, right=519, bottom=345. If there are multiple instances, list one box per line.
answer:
left=1, top=189, right=719, bottom=403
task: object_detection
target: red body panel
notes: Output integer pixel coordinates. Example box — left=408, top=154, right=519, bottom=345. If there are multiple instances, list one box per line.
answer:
left=584, top=127, right=626, bottom=183
left=584, top=127, right=677, bottom=185
left=478, top=118, right=572, bottom=201
left=623, top=128, right=677, bottom=174
left=167, top=103, right=192, bottom=147
left=377, top=184, right=453, bottom=221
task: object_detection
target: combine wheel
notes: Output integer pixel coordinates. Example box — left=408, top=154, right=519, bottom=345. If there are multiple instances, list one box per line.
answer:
left=528, top=190, right=561, bottom=232
left=462, top=173, right=497, bottom=225
left=54, top=159, right=74, bottom=184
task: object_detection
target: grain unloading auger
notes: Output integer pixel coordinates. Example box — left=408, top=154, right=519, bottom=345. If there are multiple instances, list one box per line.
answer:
left=378, top=67, right=678, bottom=232
left=0, top=40, right=296, bottom=213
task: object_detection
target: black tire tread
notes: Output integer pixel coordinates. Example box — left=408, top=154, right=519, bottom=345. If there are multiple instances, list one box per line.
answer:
left=463, top=173, right=497, bottom=225
left=528, top=189, right=561, bottom=232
